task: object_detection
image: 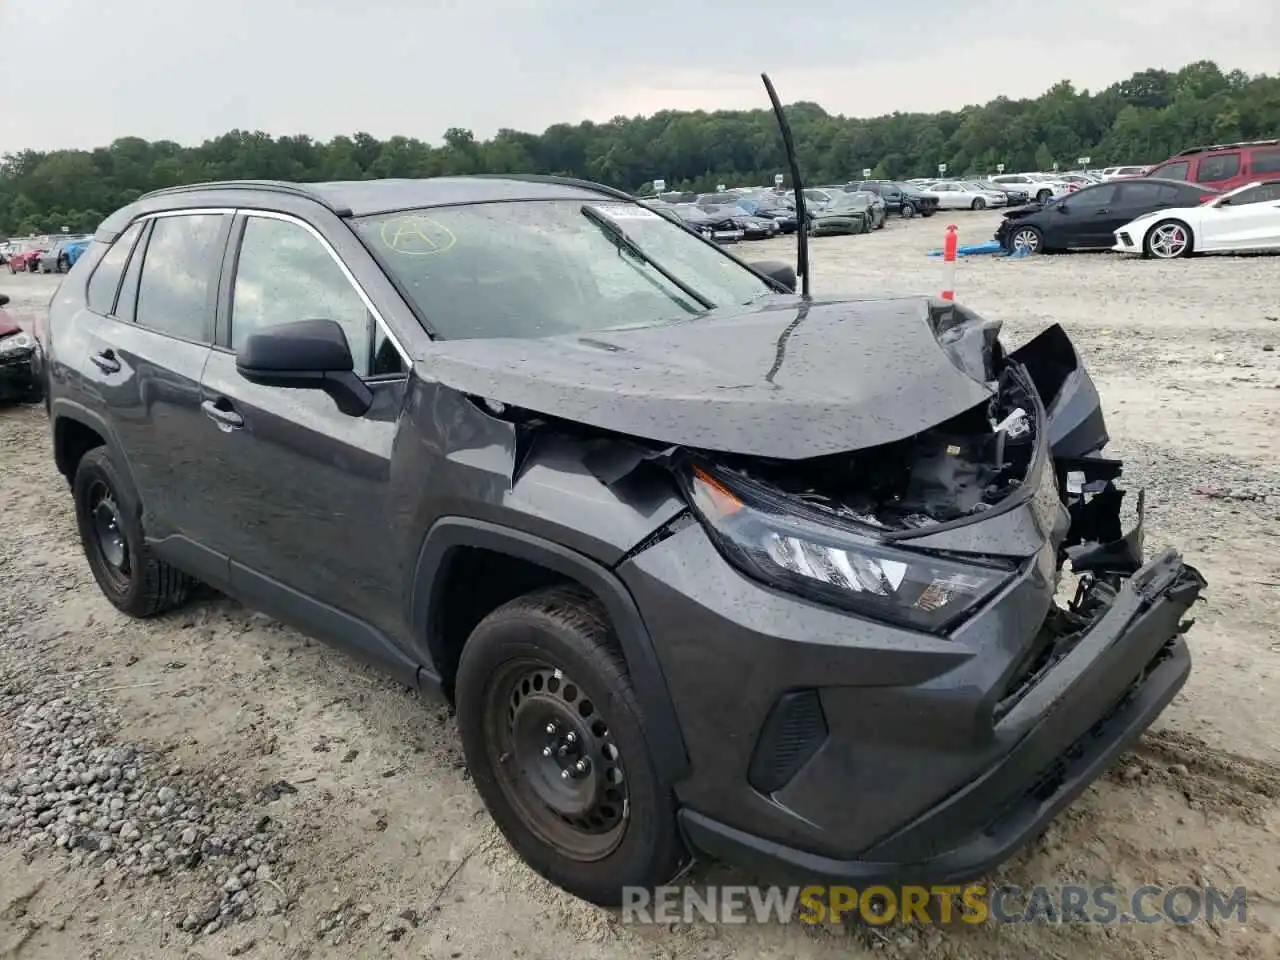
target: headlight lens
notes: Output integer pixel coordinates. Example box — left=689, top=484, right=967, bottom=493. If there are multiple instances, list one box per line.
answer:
left=684, top=464, right=1015, bottom=633
left=0, top=332, right=33, bottom=354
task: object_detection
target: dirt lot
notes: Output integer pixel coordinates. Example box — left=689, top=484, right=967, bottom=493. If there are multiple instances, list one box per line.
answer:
left=2, top=211, right=1279, bottom=959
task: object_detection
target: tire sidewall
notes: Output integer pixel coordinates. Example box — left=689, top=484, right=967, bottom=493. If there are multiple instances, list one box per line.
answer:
left=455, top=606, right=682, bottom=904
left=1144, top=219, right=1192, bottom=259
left=901, top=202, right=916, bottom=218
left=73, top=448, right=147, bottom=612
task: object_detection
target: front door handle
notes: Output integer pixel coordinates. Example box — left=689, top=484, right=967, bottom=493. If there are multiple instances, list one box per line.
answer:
left=1095, top=208, right=1112, bottom=215
left=90, top=349, right=120, bottom=374
left=201, top=399, right=244, bottom=431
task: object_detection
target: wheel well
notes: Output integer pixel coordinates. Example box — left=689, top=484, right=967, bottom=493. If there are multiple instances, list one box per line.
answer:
left=54, top=418, right=105, bottom=482
left=430, top=547, right=589, bottom=699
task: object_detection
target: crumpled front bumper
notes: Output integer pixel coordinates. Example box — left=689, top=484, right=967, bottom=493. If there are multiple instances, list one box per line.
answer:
left=0, top=348, right=39, bottom=401
left=671, top=549, right=1203, bottom=884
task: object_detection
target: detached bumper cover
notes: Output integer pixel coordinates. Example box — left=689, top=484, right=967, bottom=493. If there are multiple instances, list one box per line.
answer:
left=675, top=550, right=1204, bottom=885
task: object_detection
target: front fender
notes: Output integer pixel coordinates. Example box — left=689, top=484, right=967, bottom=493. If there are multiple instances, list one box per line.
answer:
left=410, top=517, right=691, bottom=786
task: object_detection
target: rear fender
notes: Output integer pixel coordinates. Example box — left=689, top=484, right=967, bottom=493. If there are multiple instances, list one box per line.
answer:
left=1009, top=323, right=1108, bottom=458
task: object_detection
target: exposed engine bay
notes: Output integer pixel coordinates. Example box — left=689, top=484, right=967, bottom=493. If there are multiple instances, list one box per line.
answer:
left=709, top=364, right=1042, bottom=533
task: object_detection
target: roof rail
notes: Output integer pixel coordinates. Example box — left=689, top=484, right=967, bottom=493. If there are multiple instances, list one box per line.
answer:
left=468, top=173, right=636, bottom=202
left=1173, top=138, right=1280, bottom=158
left=137, top=180, right=351, bottom=216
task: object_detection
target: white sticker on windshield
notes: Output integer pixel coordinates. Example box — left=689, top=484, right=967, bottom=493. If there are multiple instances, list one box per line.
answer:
left=592, top=203, right=662, bottom=220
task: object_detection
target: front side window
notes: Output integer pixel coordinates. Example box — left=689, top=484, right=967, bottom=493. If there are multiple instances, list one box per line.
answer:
left=1156, top=160, right=1191, bottom=181
left=354, top=199, right=776, bottom=341
left=86, top=221, right=143, bottom=315
left=230, top=216, right=402, bottom=376
left=1229, top=182, right=1280, bottom=205
left=1074, top=183, right=1117, bottom=206
left=135, top=214, right=228, bottom=342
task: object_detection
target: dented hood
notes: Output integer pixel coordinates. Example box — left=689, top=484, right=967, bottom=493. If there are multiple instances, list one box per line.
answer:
left=417, top=295, right=1000, bottom=460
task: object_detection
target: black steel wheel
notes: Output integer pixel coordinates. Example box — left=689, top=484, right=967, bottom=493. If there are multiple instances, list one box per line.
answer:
left=72, top=447, right=193, bottom=617
left=455, top=587, right=686, bottom=906
left=901, top=201, right=917, bottom=218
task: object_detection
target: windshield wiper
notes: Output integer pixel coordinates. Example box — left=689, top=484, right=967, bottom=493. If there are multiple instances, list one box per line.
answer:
left=580, top=205, right=715, bottom=311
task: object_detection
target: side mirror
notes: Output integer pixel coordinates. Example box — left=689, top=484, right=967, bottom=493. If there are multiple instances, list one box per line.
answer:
left=750, top=259, right=797, bottom=293
left=0, top=294, right=9, bottom=307
left=235, top=318, right=372, bottom=416
left=1056, top=202, right=1069, bottom=212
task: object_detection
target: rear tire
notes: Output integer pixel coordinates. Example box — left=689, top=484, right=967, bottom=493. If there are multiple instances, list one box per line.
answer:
left=455, top=586, right=686, bottom=907
left=972, top=198, right=986, bottom=210
left=72, top=447, right=194, bottom=617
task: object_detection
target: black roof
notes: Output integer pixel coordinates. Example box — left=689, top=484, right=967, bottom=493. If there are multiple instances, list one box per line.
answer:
left=138, top=174, right=631, bottom=218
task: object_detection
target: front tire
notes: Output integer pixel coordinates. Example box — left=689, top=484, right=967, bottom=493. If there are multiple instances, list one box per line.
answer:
left=1035, top=189, right=1053, bottom=204
left=972, top=198, right=986, bottom=210
left=1143, top=219, right=1194, bottom=259
left=1009, top=225, right=1044, bottom=254
left=455, top=587, right=686, bottom=906
left=901, top=202, right=916, bottom=219
left=72, top=447, right=194, bottom=617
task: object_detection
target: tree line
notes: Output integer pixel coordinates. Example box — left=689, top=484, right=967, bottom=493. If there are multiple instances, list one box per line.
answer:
left=3, top=60, right=1277, bottom=237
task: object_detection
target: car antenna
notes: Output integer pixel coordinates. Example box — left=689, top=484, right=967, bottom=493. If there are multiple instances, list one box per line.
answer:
left=761, top=72, right=810, bottom=299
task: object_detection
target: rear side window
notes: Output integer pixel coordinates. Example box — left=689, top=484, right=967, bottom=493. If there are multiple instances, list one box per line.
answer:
left=1115, top=182, right=1161, bottom=204
left=86, top=221, right=143, bottom=315
left=1198, top=153, right=1240, bottom=183
left=1156, top=160, right=1191, bottom=181
left=1252, top=148, right=1280, bottom=174
left=135, top=214, right=228, bottom=343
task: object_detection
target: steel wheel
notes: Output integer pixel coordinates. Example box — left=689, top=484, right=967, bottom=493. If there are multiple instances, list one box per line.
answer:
left=1011, top=226, right=1043, bottom=253
left=484, top=658, right=628, bottom=861
left=86, top=479, right=131, bottom=593
left=1146, top=221, right=1192, bottom=259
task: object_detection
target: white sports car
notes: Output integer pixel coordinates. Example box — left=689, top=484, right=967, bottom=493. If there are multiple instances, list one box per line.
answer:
left=1112, top=179, right=1280, bottom=258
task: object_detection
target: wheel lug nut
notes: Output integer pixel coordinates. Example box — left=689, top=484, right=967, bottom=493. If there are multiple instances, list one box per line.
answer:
left=575, top=759, right=589, bottom=773
left=542, top=746, right=553, bottom=757
left=561, top=769, right=572, bottom=780
left=564, top=732, right=577, bottom=745
left=545, top=722, right=557, bottom=735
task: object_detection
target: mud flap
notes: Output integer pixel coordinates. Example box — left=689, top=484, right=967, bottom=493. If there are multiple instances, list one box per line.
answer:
left=1009, top=324, right=1108, bottom=458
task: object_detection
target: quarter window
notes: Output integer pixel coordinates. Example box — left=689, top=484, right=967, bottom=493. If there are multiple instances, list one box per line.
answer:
left=135, top=214, right=228, bottom=342
left=230, top=216, right=404, bottom=378
left=86, top=221, right=143, bottom=316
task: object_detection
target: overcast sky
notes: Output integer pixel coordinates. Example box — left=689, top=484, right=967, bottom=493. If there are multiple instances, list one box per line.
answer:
left=3, top=0, right=1276, bottom=153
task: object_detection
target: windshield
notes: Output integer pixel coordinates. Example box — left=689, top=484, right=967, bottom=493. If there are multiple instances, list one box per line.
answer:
left=354, top=199, right=776, bottom=340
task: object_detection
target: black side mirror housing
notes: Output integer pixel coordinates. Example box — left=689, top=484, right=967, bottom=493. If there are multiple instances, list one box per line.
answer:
left=235, top=318, right=372, bottom=416
left=751, top=259, right=797, bottom=293
left=0, top=294, right=9, bottom=307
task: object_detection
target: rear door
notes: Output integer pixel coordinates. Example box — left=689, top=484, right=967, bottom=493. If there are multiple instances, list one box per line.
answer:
left=81, top=210, right=231, bottom=579
left=1110, top=181, right=1183, bottom=237
left=195, top=210, right=412, bottom=640
left=1194, top=152, right=1242, bottom=190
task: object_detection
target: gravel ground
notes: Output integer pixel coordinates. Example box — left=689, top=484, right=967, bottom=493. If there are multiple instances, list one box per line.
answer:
left=2, top=211, right=1279, bottom=959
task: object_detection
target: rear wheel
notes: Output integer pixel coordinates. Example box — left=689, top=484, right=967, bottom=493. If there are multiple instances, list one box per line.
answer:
left=971, top=198, right=986, bottom=210
left=455, top=587, right=686, bottom=906
left=1143, top=219, right=1194, bottom=259
left=72, top=448, right=194, bottom=617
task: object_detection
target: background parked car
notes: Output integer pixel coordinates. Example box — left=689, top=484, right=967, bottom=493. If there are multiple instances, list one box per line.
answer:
left=851, top=180, right=939, bottom=218
left=1112, top=179, right=1280, bottom=258
left=989, top=174, right=1069, bottom=204
left=1101, top=165, right=1150, bottom=179
left=995, top=177, right=1220, bottom=253
left=921, top=181, right=1007, bottom=209
left=1143, top=138, right=1280, bottom=192
left=839, top=188, right=888, bottom=228
left=809, top=192, right=872, bottom=235
left=7, top=248, right=45, bottom=273
left=37, top=240, right=77, bottom=273
left=973, top=180, right=1030, bottom=205
left=0, top=293, right=41, bottom=403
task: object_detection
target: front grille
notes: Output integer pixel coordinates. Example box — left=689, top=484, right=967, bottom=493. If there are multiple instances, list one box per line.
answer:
left=748, top=689, right=828, bottom=794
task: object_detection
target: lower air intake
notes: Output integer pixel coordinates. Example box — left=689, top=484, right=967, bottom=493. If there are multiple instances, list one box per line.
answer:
left=748, top=689, right=828, bottom=794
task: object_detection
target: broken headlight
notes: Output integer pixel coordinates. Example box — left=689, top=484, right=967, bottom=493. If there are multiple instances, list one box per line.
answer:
left=684, top=464, right=1015, bottom=633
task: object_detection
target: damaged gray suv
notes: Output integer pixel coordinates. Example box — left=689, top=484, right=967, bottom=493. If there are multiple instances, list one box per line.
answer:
left=40, top=175, right=1206, bottom=906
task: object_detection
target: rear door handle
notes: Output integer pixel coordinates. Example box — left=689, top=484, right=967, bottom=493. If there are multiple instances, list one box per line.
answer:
left=90, top=349, right=120, bottom=374
left=201, top=399, right=244, bottom=431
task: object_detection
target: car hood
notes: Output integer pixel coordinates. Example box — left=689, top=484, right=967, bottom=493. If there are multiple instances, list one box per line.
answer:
left=1003, top=203, right=1044, bottom=219
left=417, top=295, right=1001, bottom=460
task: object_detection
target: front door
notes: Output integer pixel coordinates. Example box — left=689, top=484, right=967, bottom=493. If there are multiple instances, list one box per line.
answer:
left=1057, top=183, right=1122, bottom=248
left=194, top=211, right=412, bottom=642
left=82, top=211, right=231, bottom=582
